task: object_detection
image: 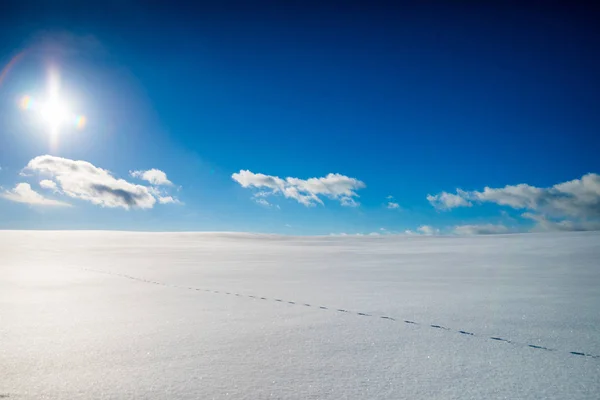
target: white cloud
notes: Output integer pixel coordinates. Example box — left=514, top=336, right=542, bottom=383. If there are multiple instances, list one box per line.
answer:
left=340, top=196, right=359, bottom=207
left=1, top=183, right=70, bottom=207
left=387, top=202, right=400, bottom=209
left=130, top=169, right=172, bottom=186
left=453, top=223, right=509, bottom=235
left=157, top=196, right=181, bottom=205
left=232, top=170, right=285, bottom=191
left=522, top=213, right=600, bottom=232
left=148, top=186, right=182, bottom=205
left=429, top=174, right=600, bottom=218
left=25, top=155, right=158, bottom=209
left=232, top=170, right=365, bottom=207
left=254, top=198, right=272, bottom=207
left=546, top=174, right=600, bottom=218
left=329, top=232, right=371, bottom=237
left=417, top=225, right=439, bottom=236
left=428, top=174, right=600, bottom=230
left=473, top=184, right=542, bottom=209
left=39, top=179, right=58, bottom=191
left=427, top=189, right=472, bottom=210
left=386, top=195, right=394, bottom=200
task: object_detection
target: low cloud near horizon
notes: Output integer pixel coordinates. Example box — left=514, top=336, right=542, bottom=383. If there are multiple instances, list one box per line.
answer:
left=427, top=173, right=600, bottom=232
left=232, top=170, right=366, bottom=207
left=453, top=223, right=509, bottom=235
left=1, top=182, right=71, bottom=207
left=1, top=155, right=180, bottom=210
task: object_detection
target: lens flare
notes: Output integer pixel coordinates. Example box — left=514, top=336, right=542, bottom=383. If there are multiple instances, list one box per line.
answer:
left=76, top=115, right=87, bottom=129
left=20, top=95, right=32, bottom=110
left=20, top=94, right=87, bottom=132
left=0, top=50, right=26, bottom=88
left=18, top=68, right=87, bottom=149
left=19, top=95, right=87, bottom=133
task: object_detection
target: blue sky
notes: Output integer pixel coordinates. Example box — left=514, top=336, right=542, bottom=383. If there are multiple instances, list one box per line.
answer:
left=0, top=2, right=599, bottom=235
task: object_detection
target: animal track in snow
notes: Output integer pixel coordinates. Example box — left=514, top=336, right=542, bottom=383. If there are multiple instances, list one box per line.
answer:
left=69, top=266, right=600, bottom=361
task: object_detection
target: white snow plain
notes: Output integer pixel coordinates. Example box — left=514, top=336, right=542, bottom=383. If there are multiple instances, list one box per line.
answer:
left=1, top=231, right=599, bottom=399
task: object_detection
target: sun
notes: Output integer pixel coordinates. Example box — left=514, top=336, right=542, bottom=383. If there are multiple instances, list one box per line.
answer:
left=40, top=96, right=71, bottom=134
left=19, top=68, right=87, bottom=136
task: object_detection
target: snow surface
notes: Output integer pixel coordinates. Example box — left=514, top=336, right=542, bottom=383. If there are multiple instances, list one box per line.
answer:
left=1, top=231, right=599, bottom=399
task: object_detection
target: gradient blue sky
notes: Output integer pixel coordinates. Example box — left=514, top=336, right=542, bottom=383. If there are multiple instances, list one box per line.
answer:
left=0, top=1, right=599, bottom=235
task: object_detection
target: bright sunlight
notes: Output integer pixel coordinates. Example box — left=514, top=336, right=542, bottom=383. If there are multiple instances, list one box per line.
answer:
left=40, top=96, right=70, bottom=134
left=19, top=69, right=86, bottom=136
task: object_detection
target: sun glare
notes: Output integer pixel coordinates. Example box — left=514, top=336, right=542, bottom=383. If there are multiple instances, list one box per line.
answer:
left=18, top=69, right=87, bottom=137
left=40, top=97, right=70, bottom=133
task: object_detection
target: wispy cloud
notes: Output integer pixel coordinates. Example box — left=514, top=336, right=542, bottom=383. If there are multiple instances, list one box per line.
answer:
left=232, top=170, right=365, bottom=207
left=340, top=197, right=360, bottom=207
left=1, top=183, right=70, bottom=207
left=387, top=202, right=400, bottom=209
left=522, top=212, right=600, bottom=232
left=148, top=186, right=182, bottom=205
left=453, top=223, right=509, bottom=235
left=417, top=225, right=439, bottom=236
left=428, top=173, right=600, bottom=231
left=130, top=169, right=172, bottom=186
left=157, top=196, right=181, bottom=205
left=429, top=174, right=600, bottom=217
left=254, top=198, right=272, bottom=207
